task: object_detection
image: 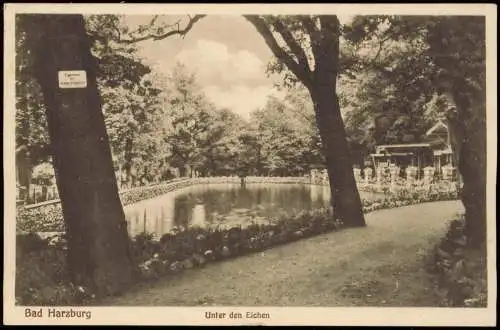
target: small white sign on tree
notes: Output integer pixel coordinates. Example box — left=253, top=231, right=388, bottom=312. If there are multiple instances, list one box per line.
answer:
left=58, top=70, right=87, bottom=89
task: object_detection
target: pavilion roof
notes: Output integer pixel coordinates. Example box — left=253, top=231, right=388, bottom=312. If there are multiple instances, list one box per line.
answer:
left=425, top=120, right=448, bottom=136
left=376, top=143, right=431, bottom=149
left=371, top=152, right=415, bottom=157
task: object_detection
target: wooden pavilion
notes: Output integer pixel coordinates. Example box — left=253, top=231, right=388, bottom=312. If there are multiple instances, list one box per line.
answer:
left=369, top=121, right=454, bottom=179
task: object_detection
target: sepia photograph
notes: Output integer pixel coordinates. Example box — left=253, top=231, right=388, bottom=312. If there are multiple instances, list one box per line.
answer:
left=3, top=3, right=497, bottom=326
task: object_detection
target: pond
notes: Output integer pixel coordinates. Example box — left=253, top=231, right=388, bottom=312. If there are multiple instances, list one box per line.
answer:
left=124, top=183, right=383, bottom=237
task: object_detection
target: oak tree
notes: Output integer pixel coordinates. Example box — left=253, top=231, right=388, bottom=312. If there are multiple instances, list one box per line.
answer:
left=244, top=15, right=366, bottom=226
left=20, top=14, right=134, bottom=296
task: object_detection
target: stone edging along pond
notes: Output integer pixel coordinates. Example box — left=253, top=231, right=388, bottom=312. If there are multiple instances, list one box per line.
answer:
left=15, top=179, right=460, bottom=306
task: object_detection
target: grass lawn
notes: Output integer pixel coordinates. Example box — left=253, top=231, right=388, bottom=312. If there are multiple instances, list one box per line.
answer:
left=98, top=200, right=464, bottom=307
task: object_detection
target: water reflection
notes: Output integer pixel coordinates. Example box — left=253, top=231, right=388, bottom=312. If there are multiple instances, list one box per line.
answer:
left=123, top=183, right=380, bottom=237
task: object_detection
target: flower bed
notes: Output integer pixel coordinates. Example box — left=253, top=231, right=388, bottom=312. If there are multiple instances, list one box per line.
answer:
left=427, top=216, right=487, bottom=307
left=15, top=183, right=459, bottom=306
left=131, top=207, right=341, bottom=279
left=358, top=180, right=459, bottom=195
left=359, top=184, right=458, bottom=213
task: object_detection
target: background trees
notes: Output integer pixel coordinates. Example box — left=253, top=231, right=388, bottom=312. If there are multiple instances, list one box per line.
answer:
left=249, top=88, right=324, bottom=176
left=340, top=16, right=441, bottom=162
left=15, top=15, right=52, bottom=197
left=161, top=63, right=217, bottom=177
left=101, top=75, right=164, bottom=187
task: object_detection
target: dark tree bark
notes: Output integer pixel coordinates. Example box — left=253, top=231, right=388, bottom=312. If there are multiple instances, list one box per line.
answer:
left=308, top=16, right=365, bottom=226
left=30, top=14, right=134, bottom=296
left=445, top=91, right=486, bottom=247
left=310, top=84, right=366, bottom=226
left=425, top=16, right=487, bottom=247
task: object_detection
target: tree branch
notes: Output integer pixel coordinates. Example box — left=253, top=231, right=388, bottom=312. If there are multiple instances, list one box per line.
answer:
left=369, top=33, right=391, bottom=66
left=270, top=18, right=312, bottom=75
left=300, top=15, right=320, bottom=35
left=118, top=15, right=206, bottom=44
left=244, top=15, right=313, bottom=88
left=299, top=16, right=321, bottom=57
left=319, top=15, right=340, bottom=37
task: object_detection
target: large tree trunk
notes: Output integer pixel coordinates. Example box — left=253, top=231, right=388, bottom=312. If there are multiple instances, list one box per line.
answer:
left=446, top=91, right=486, bottom=247
left=308, top=17, right=366, bottom=227
left=31, top=14, right=134, bottom=296
left=309, top=84, right=366, bottom=227
left=244, top=14, right=365, bottom=226
left=460, top=125, right=486, bottom=248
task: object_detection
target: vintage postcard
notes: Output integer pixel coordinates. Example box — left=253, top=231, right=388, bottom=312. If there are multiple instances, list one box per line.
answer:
left=3, top=3, right=497, bottom=326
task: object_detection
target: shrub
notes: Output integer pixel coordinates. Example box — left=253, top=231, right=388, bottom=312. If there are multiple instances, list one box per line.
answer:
left=429, top=215, right=487, bottom=307
left=15, top=233, right=95, bottom=306
left=137, top=206, right=338, bottom=269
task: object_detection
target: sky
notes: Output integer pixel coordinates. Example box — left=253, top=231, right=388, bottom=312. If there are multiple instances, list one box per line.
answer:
left=124, top=15, right=352, bottom=119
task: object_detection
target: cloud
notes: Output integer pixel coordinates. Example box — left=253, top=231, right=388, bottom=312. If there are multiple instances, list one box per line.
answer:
left=338, top=14, right=355, bottom=25
left=172, top=38, right=282, bottom=119
left=175, top=39, right=267, bottom=87
left=138, top=37, right=283, bottom=120
left=203, top=84, right=284, bottom=120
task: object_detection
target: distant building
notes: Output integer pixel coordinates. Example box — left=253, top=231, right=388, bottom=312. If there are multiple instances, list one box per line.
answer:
left=369, top=120, right=453, bottom=179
